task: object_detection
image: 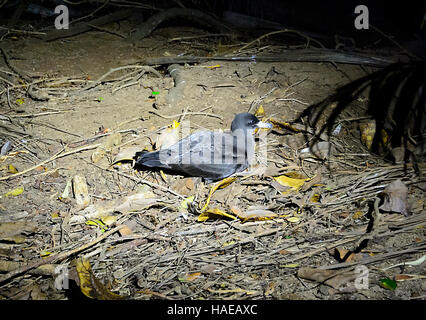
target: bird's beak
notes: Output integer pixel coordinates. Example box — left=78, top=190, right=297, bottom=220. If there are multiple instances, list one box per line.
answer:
left=256, top=121, right=273, bottom=129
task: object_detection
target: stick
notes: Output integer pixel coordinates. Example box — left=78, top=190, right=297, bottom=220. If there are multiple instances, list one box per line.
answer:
left=43, top=9, right=133, bottom=41
left=237, top=29, right=325, bottom=52
left=0, top=225, right=126, bottom=285
left=320, top=244, right=426, bottom=270
left=0, top=143, right=100, bottom=181
left=110, top=169, right=185, bottom=199
left=149, top=110, right=223, bottom=120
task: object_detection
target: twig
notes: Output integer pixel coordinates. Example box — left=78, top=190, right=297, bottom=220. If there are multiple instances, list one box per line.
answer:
left=320, top=244, right=426, bottom=270
left=85, top=23, right=126, bottom=38
left=108, top=169, right=185, bottom=199
left=0, top=225, right=126, bottom=285
left=82, top=65, right=161, bottom=91
left=168, top=33, right=234, bottom=42
left=149, top=110, right=223, bottom=120
left=8, top=111, right=70, bottom=118
left=0, top=143, right=100, bottom=181
left=237, top=29, right=325, bottom=53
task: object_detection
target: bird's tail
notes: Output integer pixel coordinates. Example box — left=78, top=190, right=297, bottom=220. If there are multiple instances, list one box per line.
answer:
left=134, top=151, right=168, bottom=168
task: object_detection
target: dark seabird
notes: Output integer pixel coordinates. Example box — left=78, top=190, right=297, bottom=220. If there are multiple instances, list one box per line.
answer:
left=134, top=113, right=272, bottom=182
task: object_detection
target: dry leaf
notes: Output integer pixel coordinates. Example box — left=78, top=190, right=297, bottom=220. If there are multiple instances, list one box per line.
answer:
left=118, top=225, right=133, bottom=236
left=333, top=248, right=362, bottom=262
left=359, top=120, right=376, bottom=150
left=4, top=186, right=24, bottom=197
left=286, top=216, right=300, bottom=223
left=0, top=221, right=38, bottom=243
left=185, top=178, right=195, bottom=192
left=198, top=208, right=237, bottom=222
left=74, top=258, right=124, bottom=300
left=180, top=195, right=195, bottom=209
left=300, top=141, right=331, bottom=160
left=255, top=105, right=265, bottom=117
left=69, top=187, right=159, bottom=224
left=73, top=175, right=90, bottom=206
left=273, top=174, right=308, bottom=194
left=8, top=164, right=18, bottom=174
left=113, top=146, right=143, bottom=164
left=155, top=120, right=180, bottom=150
left=238, top=209, right=277, bottom=221
left=91, top=132, right=122, bottom=163
left=352, top=210, right=364, bottom=219
left=269, top=118, right=301, bottom=133
left=379, top=179, right=409, bottom=216
left=179, top=272, right=202, bottom=282
left=297, top=267, right=358, bottom=290
left=200, top=177, right=237, bottom=212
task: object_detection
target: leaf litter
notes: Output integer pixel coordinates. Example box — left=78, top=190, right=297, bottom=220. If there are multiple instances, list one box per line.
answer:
left=0, top=36, right=425, bottom=301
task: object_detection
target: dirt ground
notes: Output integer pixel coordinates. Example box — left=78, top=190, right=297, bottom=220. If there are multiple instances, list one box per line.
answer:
left=0, top=20, right=425, bottom=300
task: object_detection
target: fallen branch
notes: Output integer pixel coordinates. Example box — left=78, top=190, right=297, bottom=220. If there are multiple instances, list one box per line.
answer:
left=143, top=48, right=395, bottom=67
left=130, top=8, right=231, bottom=41
left=43, top=9, right=133, bottom=42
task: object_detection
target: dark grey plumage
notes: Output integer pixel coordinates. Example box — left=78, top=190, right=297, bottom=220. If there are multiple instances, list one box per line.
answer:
left=134, top=113, right=272, bottom=182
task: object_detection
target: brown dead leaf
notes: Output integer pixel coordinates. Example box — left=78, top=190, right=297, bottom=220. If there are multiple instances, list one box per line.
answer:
left=297, top=267, right=358, bottom=290
left=118, top=225, right=133, bottom=236
left=0, top=221, right=38, bottom=244
left=333, top=248, right=363, bottom=262
left=379, top=179, right=409, bottom=216
left=185, top=178, right=195, bottom=192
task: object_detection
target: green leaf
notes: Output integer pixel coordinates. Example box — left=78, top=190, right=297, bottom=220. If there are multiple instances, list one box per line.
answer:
left=379, top=278, right=397, bottom=290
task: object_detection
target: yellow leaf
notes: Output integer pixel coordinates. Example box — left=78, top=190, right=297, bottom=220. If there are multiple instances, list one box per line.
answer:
left=281, top=263, right=299, bottom=268
left=352, top=211, right=364, bottom=219
left=40, top=250, right=52, bottom=257
left=86, top=220, right=102, bottom=227
left=198, top=208, right=237, bottom=222
left=8, top=164, right=18, bottom=174
left=222, top=240, right=236, bottom=247
left=159, top=169, right=168, bottom=182
left=16, top=98, right=24, bottom=105
left=180, top=195, right=195, bottom=209
left=50, top=212, right=60, bottom=219
left=75, top=258, right=123, bottom=300
left=273, top=175, right=308, bottom=194
left=200, top=177, right=236, bottom=212
left=101, top=216, right=117, bottom=226
left=287, top=216, right=300, bottom=223
left=5, top=186, right=24, bottom=197
left=255, top=105, right=265, bottom=117
left=86, top=219, right=109, bottom=232
left=172, top=120, right=180, bottom=129
left=270, top=119, right=301, bottom=132
left=310, top=193, right=321, bottom=202
left=359, top=120, right=376, bottom=150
